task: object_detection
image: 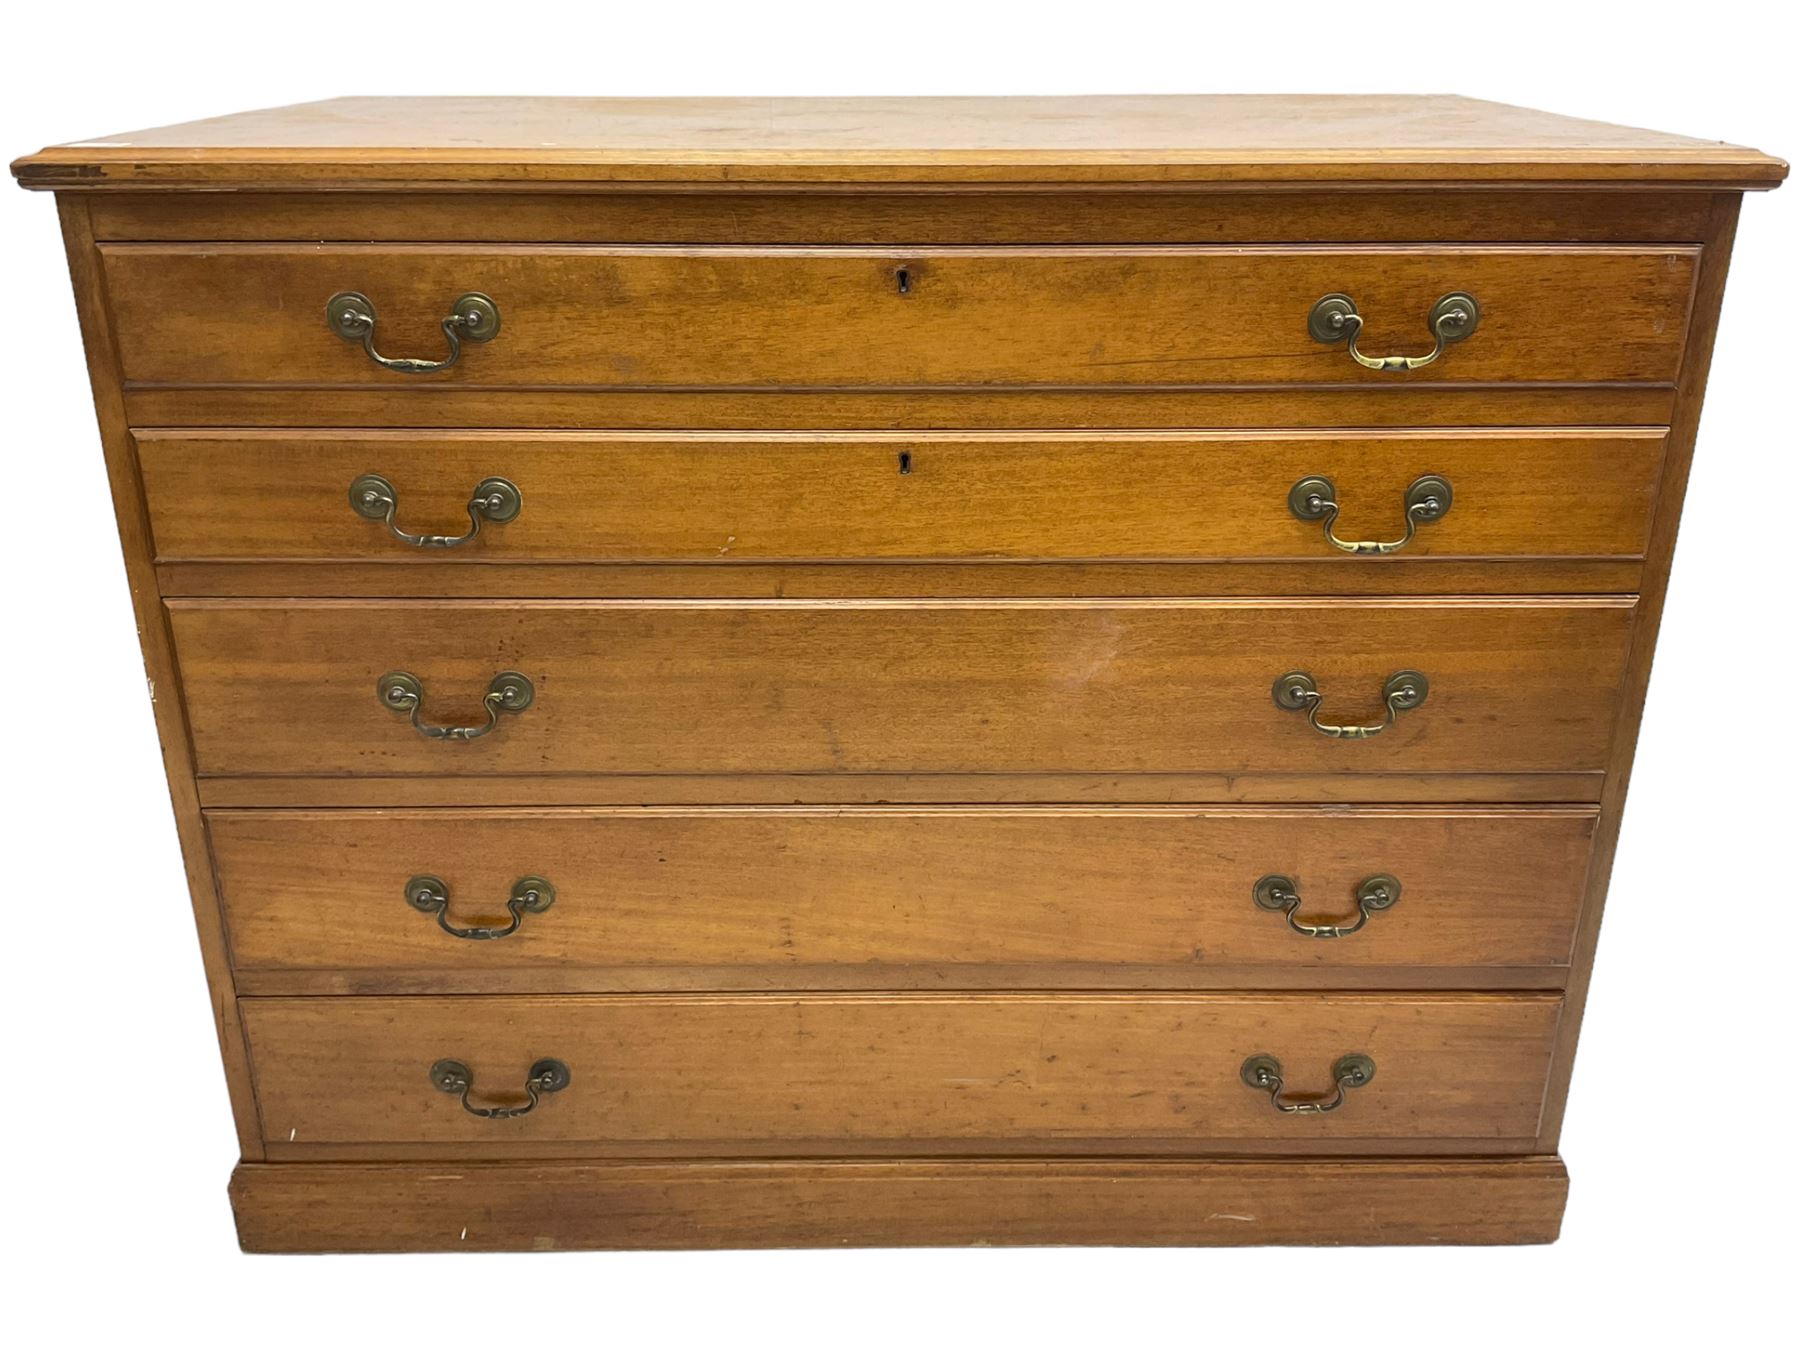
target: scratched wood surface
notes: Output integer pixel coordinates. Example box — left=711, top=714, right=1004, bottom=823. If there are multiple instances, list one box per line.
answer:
left=229, top=1156, right=1572, bottom=1250
left=241, top=992, right=1563, bottom=1155
left=166, top=598, right=1635, bottom=778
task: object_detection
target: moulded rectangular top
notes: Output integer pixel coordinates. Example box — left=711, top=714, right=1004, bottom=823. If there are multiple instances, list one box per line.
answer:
left=11, top=94, right=1787, bottom=190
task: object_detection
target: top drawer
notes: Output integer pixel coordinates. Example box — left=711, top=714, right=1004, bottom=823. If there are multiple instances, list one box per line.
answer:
left=100, top=245, right=1698, bottom=389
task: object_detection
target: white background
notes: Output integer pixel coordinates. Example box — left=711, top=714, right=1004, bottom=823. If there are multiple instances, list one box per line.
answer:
left=2, top=3, right=1794, bottom=1345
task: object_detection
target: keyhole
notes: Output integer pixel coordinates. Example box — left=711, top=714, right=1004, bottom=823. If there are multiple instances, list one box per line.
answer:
left=898, top=451, right=913, bottom=475
left=895, top=266, right=911, bottom=296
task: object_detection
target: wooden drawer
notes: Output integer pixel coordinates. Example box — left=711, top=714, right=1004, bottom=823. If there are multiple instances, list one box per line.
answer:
left=168, top=598, right=1633, bottom=779
left=102, top=244, right=1696, bottom=387
left=211, top=807, right=1594, bottom=991
left=242, top=993, right=1562, bottom=1156
left=139, top=429, right=1664, bottom=566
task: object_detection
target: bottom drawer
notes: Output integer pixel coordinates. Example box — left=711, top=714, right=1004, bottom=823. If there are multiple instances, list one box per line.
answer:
left=243, top=993, right=1561, bottom=1158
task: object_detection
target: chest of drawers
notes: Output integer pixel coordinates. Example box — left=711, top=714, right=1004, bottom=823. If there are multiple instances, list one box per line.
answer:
left=13, top=95, right=1783, bottom=1251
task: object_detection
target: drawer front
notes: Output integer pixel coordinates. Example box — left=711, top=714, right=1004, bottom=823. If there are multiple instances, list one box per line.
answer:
left=103, top=244, right=1697, bottom=387
left=211, top=807, right=1594, bottom=985
left=140, top=430, right=1664, bottom=565
left=242, top=994, right=1561, bottom=1154
left=168, top=599, right=1633, bottom=778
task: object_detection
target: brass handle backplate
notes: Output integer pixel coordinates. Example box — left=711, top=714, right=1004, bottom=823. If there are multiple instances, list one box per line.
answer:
left=1288, top=474, right=1453, bottom=554
left=1253, top=874, right=1401, bottom=938
left=327, top=290, right=500, bottom=374
left=1273, top=670, right=1428, bottom=739
left=377, top=671, right=534, bottom=742
left=1308, top=292, right=1480, bottom=371
left=406, top=874, right=556, bottom=940
left=430, top=1058, right=570, bottom=1119
left=350, top=473, right=522, bottom=548
left=1241, top=1053, right=1376, bottom=1114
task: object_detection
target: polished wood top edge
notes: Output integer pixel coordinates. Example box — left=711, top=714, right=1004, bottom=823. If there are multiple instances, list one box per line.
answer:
left=19, top=90, right=1785, bottom=188
left=16, top=95, right=1774, bottom=172
left=16, top=173, right=1788, bottom=194
left=15, top=153, right=1787, bottom=191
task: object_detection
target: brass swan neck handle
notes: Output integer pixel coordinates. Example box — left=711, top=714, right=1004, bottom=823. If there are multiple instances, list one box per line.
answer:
left=1241, top=1053, right=1376, bottom=1114
left=405, top=875, right=556, bottom=941
left=377, top=671, right=535, bottom=742
left=1253, top=874, right=1401, bottom=938
left=349, top=473, right=522, bottom=549
left=430, top=1058, right=570, bottom=1120
left=1288, top=474, right=1452, bottom=555
left=1273, top=670, right=1429, bottom=739
left=1308, top=292, right=1480, bottom=372
left=327, top=290, right=500, bottom=374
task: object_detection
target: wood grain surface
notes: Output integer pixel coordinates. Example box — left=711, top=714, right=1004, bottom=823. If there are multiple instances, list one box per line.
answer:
left=229, top=1156, right=1572, bottom=1250
left=167, top=598, right=1636, bottom=778
left=240, top=992, right=1563, bottom=1154
left=46, top=198, right=266, bottom=1157
left=101, top=244, right=1698, bottom=387
left=15, top=94, right=1785, bottom=187
left=194, top=770, right=1605, bottom=810
left=14, top=90, right=1786, bottom=1252
left=85, top=188, right=1718, bottom=245
left=208, top=805, right=1596, bottom=989
left=121, top=385, right=1680, bottom=433
left=138, top=429, right=1663, bottom=565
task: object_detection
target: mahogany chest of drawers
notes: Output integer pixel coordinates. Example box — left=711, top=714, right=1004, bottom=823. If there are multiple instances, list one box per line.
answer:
left=12, top=95, right=1784, bottom=1251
